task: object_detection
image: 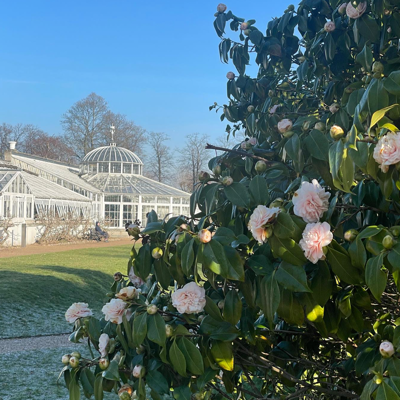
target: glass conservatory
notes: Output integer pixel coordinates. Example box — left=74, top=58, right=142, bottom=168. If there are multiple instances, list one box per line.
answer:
left=80, top=143, right=190, bottom=228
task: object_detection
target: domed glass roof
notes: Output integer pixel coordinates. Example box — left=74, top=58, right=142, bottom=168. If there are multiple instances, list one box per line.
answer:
left=82, top=145, right=143, bottom=165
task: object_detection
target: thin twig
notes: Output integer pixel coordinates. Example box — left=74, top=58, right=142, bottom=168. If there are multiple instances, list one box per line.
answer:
left=205, top=143, right=272, bottom=163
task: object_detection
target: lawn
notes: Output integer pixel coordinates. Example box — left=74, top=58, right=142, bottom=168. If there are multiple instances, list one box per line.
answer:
left=0, top=244, right=134, bottom=339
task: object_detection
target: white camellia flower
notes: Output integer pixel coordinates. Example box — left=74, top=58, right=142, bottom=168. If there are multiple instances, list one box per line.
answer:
left=380, top=341, right=395, bottom=358
left=324, top=21, right=335, bottom=32
left=65, top=302, right=93, bottom=324
left=299, top=222, right=333, bottom=264
left=292, top=180, right=330, bottom=223
left=115, top=286, right=141, bottom=301
left=98, top=333, right=109, bottom=357
left=248, top=205, right=281, bottom=244
left=171, top=282, right=206, bottom=314
left=277, top=119, right=293, bottom=133
left=346, top=1, right=367, bottom=19
left=102, top=298, right=127, bottom=324
left=373, top=132, right=400, bottom=173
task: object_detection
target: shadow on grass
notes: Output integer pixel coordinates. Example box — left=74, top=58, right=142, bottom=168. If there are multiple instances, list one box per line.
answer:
left=0, top=266, right=115, bottom=338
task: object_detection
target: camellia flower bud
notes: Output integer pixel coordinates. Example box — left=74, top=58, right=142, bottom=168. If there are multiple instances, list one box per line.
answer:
left=255, top=160, right=267, bottom=173
left=324, top=21, right=335, bottom=32
left=165, top=324, right=173, bottom=337
left=382, top=235, right=394, bottom=249
left=217, top=3, right=227, bottom=13
left=99, top=358, right=110, bottom=370
left=344, top=229, right=358, bottom=242
left=136, top=345, right=145, bottom=354
left=198, top=171, right=210, bottom=182
left=199, top=229, right=212, bottom=244
left=330, top=125, right=345, bottom=140
left=178, top=223, right=188, bottom=232
left=329, top=103, right=340, bottom=114
left=118, top=385, right=134, bottom=400
left=71, top=351, right=81, bottom=359
left=241, top=141, right=251, bottom=150
left=62, top=354, right=70, bottom=365
left=218, top=300, right=225, bottom=309
left=247, top=105, right=255, bottom=113
left=240, top=22, right=249, bottom=30
left=221, top=176, right=233, bottom=186
left=287, top=4, right=295, bottom=11
left=213, top=165, right=222, bottom=176
left=226, top=71, right=235, bottom=80
left=302, top=121, right=311, bottom=131
left=151, top=247, right=163, bottom=259
left=372, top=61, right=384, bottom=74
left=147, top=304, right=158, bottom=315
left=338, top=3, right=347, bottom=15
left=114, top=272, right=123, bottom=282
left=346, top=1, right=367, bottom=19
left=380, top=341, right=395, bottom=358
left=388, top=27, right=392, bottom=33
left=132, top=365, right=144, bottom=378
left=277, top=119, right=293, bottom=134
left=315, top=122, right=326, bottom=132
left=119, top=392, right=131, bottom=400
left=249, top=137, right=257, bottom=146
left=69, top=356, right=79, bottom=368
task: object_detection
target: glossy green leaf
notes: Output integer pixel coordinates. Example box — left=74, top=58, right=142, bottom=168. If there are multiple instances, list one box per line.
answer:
left=269, top=235, right=307, bottom=266
left=147, top=313, right=166, bottom=347
left=365, top=254, right=387, bottom=302
left=132, top=312, right=148, bottom=347
left=203, top=240, right=229, bottom=277
left=169, top=340, right=186, bottom=376
left=275, top=262, right=311, bottom=292
left=304, top=129, right=329, bottom=161
left=327, top=247, right=362, bottom=285
left=249, top=175, right=269, bottom=205
left=274, top=212, right=295, bottom=239
left=146, top=370, right=169, bottom=395
left=259, top=273, right=280, bottom=329
left=181, top=238, right=195, bottom=276
left=223, top=289, right=242, bottom=325
left=177, top=337, right=204, bottom=375
left=211, top=341, right=234, bottom=371
left=224, top=182, right=250, bottom=208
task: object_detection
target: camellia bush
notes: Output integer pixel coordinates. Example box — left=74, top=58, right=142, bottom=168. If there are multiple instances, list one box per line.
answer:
left=61, top=1, right=400, bottom=399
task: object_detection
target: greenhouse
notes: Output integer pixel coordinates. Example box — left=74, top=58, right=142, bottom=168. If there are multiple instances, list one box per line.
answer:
left=0, top=140, right=190, bottom=245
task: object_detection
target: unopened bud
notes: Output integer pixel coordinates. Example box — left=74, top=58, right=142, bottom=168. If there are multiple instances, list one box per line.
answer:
left=218, top=300, right=225, bottom=309
left=151, top=247, right=163, bottom=259
left=165, top=324, right=173, bottom=337
left=147, top=304, right=158, bottom=315
left=217, top=3, right=227, bottom=13
left=226, top=71, right=235, bottom=80
left=99, top=358, right=110, bottom=370
left=213, top=165, right=222, bottom=176
left=344, top=229, right=358, bottom=242
left=70, top=351, right=81, bottom=359
left=382, top=235, right=394, bottom=249
left=329, top=103, right=340, bottom=114
left=114, top=272, right=123, bottom=281
left=199, top=229, right=212, bottom=244
left=62, top=354, right=70, bottom=365
left=302, top=121, right=311, bottom=131
left=118, top=384, right=134, bottom=399
left=136, top=345, right=145, bottom=354
left=380, top=341, right=395, bottom=358
left=198, top=171, right=210, bottom=182
left=69, top=356, right=79, bottom=368
left=287, top=4, right=295, bottom=11
left=314, top=122, right=326, bottom=132
left=255, top=160, right=267, bottom=173
left=240, top=22, right=249, bottom=30
left=372, top=62, right=384, bottom=74
left=247, top=105, right=255, bottom=113
left=132, top=364, right=145, bottom=378
left=390, top=227, right=400, bottom=237
left=221, top=176, right=233, bottom=186
left=277, top=119, right=293, bottom=134
left=330, top=125, right=345, bottom=140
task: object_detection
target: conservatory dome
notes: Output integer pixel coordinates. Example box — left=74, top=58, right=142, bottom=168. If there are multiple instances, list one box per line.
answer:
left=80, top=144, right=143, bottom=175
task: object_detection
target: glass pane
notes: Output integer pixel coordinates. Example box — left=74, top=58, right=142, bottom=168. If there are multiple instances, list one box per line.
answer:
left=105, top=204, right=120, bottom=227
left=173, top=197, right=181, bottom=204
left=157, top=196, right=170, bottom=204
left=122, top=195, right=139, bottom=203
left=182, top=197, right=190, bottom=204
left=111, top=163, right=121, bottom=173
left=142, top=196, right=156, bottom=203
left=172, top=206, right=180, bottom=215
left=99, top=163, right=109, bottom=173
left=104, top=195, right=120, bottom=202
left=123, top=164, right=132, bottom=174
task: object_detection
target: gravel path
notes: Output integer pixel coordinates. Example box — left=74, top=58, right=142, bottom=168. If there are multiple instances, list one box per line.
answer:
left=0, top=334, right=76, bottom=354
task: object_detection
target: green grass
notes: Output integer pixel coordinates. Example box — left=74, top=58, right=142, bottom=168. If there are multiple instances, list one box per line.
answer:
left=0, top=244, right=134, bottom=339
left=0, top=346, right=116, bottom=400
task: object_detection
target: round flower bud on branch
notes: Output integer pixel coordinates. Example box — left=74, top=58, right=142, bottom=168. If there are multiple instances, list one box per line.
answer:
left=198, top=171, right=210, bottom=182
left=380, top=341, right=395, bottom=358
left=221, top=176, right=233, bottom=186
left=217, top=3, right=227, bottom=13
left=255, top=160, right=267, bottom=173
left=99, top=358, right=110, bottom=370
left=277, top=118, right=293, bottom=134
left=324, top=21, right=335, bottom=32
left=329, top=103, right=340, bottom=114
left=152, top=247, right=163, bottom=259
left=382, top=235, right=394, bottom=249
left=240, top=22, right=249, bottom=30
left=199, top=229, right=212, bottom=244
left=226, top=71, right=235, bottom=80
left=147, top=304, right=158, bottom=315
left=62, top=354, right=70, bottom=365
left=330, top=125, right=345, bottom=140
left=344, top=229, right=358, bottom=242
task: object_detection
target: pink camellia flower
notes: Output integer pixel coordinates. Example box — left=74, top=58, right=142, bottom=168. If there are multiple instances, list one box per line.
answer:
left=380, top=341, right=395, bottom=358
left=270, top=104, right=279, bottom=114
left=65, top=302, right=93, bottom=324
left=292, top=180, right=330, bottom=223
left=128, top=267, right=145, bottom=288
left=102, top=298, right=127, bottom=324
left=171, top=282, right=206, bottom=314
left=373, top=132, right=400, bottom=173
left=277, top=119, right=293, bottom=133
left=217, top=3, right=227, bottom=12
left=226, top=71, right=235, bottom=80
left=98, top=333, right=109, bottom=357
left=132, top=365, right=143, bottom=378
left=240, top=22, right=249, bottom=30
left=248, top=205, right=281, bottom=244
left=324, top=21, right=336, bottom=32
left=249, top=137, right=257, bottom=146
left=299, top=222, right=333, bottom=264
left=199, top=229, right=212, bottom=244
left=346, top=1, right=367, bottom=19
left=338, top=3, right=347, bottom=14
left=115, top=286, right=141, bottom=301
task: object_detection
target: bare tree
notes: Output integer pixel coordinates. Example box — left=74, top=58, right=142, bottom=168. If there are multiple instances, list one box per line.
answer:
left=0, top=123, right=43, bottom=157
left=61, top=93, right=109, bottom=159
left=178, top=133, right=210, bottom=191
left=23, top=131, right=75, bottom=164
left=144, top=132, right=171, bottom=183
left=102, top=112, right=147, bottom=159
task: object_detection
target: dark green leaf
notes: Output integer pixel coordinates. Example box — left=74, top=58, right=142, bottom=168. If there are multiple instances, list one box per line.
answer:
left=147, top=313, right=166, bottom=346
left=224, top=182, right=251, bottom=208
left=169, top=340, right=186, bottom=376
left=275, top=262, right=311, bottom=292
left=365, top=254, right=387, bottom=301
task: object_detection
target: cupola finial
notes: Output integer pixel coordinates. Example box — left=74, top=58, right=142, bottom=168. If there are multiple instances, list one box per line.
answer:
left=110, top=124, right=116, bottom=146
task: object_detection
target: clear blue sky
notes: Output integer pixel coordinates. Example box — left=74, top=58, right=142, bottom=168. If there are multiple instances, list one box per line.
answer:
left=0, top=0, right=287, bottom=147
